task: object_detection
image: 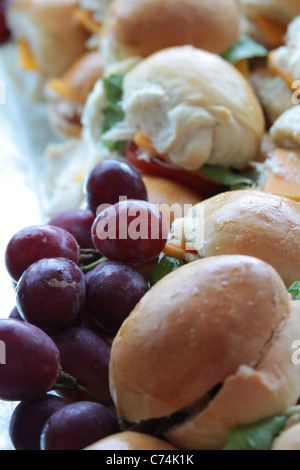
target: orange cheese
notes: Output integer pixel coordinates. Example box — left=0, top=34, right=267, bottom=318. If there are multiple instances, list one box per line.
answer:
left=264, top=149, right=300, bottom=201
left=17, top=39, right=42, bottom=72
left=235, top=59, right=250, bottom=80
left=268, top=50, right=295, bottom=87
left=255, top=15, right=287, bottom=48
left=47, top=78, right=80, bottom=103
left=134, top=131, right=158, bottom=155
left=163, top=238, right=199, bottom=260
left=73, top=8, right=101, bottom=35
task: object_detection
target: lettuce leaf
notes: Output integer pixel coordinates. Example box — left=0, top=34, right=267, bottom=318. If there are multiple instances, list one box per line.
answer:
left=223, top=35, right=268, bottom=65
left=288, top=281, right=300, bottom=300
left=100, top=74, right=127, bottom=154
left=223, top=415, right=289, bottom=451
left=201, top=164, right=259, bottom=188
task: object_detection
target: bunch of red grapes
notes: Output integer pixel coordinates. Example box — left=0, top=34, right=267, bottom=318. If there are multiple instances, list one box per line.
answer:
left=1, top=160, right=169, bottom=450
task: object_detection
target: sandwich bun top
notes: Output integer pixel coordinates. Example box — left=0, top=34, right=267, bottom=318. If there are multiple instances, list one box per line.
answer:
left=109, top=255, right=290, bottom=423
left=99, top=0, right=240, bottom=66
left=103, top=46, right=265, bottom=171
left=7, top=0, right=89, bottom=77
left=170, top=189, right=300, bottom=287
left=84, top=431, right=177, bottom=450
left=165, top=300, right=300, bottom=449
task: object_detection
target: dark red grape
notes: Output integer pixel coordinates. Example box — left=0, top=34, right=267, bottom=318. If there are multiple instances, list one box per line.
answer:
left=16, top=258, right=86, bottom=331
left=9, top=395, right=70, bottom=450
left=51, top=327, right=111, bottom=403
left=0, top=319, right=60, bottom=401
left=40, top=401, right=120, bottom=450
left=5, top=225, right=80, bottom=282
left=0, top=0, right=10, bottom=44
left=84, top=159, right=148, bottom=215
left=86, top=261, right=149, bottom=334
left=48, top=209, right=95, bottom=249
left=92, top=199, right=169, bottom=263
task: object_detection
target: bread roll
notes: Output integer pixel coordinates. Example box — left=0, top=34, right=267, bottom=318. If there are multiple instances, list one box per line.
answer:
left=7, top=0, right=89, bottom=78
left=100, top=0, right=240, bottom=66
left=100, top=46, right=265, bottom=171
left=109, top=255, right=300, bottom=449
left=169, top=190, right=300, bottom=287
left=84, top=431, right=177, bottom=450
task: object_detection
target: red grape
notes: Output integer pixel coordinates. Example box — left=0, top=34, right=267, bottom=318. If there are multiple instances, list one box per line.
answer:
left=48, top=209, right=95, bottom=249
left=0, top=0, right=10, bottom=44
left=92, top=199, right=169, bottom=263
left=9, top=305, right=23, bottom=321
left=0, top=319, right=60, bottom=401
left=86, top=261, right=149, bottom=334
left=9, top=395, right=70, bottom=450
left=51, top=327, right=111, bottom=403
left=84, top=159, right=148, bottom=215
left=5, top=225, right=80, bottom=282
left=40, top=401, right=120, bottom=450
left=16, top=258, right=86, bottom=331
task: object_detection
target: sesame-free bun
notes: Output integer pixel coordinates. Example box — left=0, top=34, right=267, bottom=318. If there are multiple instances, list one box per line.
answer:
left=7, top=0, right=89, bottom=78
left=103, top=46, right=265, bottom=171
left=109, top=255, right=300, bottom=449
left=45, top=51, right=105, bottom=138
left=100, top=0, right=240, bottom=66
left=171, top=190, right=300, bottom=287
left=84, top=431, right=177, bottom=450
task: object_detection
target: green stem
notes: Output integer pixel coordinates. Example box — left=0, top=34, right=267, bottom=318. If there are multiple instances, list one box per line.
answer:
left=80, top=257, right=108, bottom=274
left=52, top=370, right=111, bottom=406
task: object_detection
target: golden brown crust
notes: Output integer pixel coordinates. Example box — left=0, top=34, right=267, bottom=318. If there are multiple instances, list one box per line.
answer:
left=84, top=431, right=177, bottom=450
left=100, top=0, right=240, bottom=64
left=190, top=190, right=300, bottom=288
left=166, top=301, right=300, bottom=449
left=109, top=255, right=290, bottom=423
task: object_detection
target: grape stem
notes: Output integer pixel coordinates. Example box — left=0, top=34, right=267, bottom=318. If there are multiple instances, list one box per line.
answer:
left=52, top=370, right=111, bottom=406
left=80, top=256, right=108, bottom=274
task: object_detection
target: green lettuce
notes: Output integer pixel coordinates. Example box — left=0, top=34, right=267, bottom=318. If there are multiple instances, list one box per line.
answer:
left=201, top=164, right=259, bottom=188
left=222, top=35, right=268, bottom=65
left=288, top=281, right=300, bottom=300
left=100, top=74, right=127, bottom=155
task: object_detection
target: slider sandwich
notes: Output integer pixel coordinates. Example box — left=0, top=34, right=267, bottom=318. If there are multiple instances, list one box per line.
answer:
left=6, top=0, right=90, bottom=80
left=98, top=0, right=240, bottom=67
left=164, top=189, right=300, bottom=287
left=109, top=255, right=300, bottom=450
left=82, top=46, right=265, bottom=198
left=239, top=0, right=300, bottom=48
left=45, top=51, right=105, bottom=138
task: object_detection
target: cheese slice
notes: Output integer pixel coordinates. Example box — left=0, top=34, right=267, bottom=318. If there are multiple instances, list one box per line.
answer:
left=264, top=149, right=300, bottom=201
left=134, top=130, right=158, bottom=155
left=255, top=15, right=287, bottom=48
left=73, top=8, right=101, bottom=34
left=235, top=59, right=250, bottom=79
left=268, top=50, right=295, bottom=87
left=17, top=39, right=42, bottom=72
left=47, top=79, right=80, bottom=103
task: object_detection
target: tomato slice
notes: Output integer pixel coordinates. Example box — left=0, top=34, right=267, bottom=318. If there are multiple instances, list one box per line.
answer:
left=125, top=141, right=225, bottom=198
